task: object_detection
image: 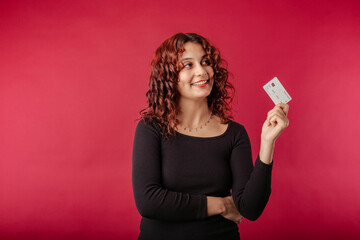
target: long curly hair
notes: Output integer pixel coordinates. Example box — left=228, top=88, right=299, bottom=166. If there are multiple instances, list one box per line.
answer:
left=138, top=33, right=236, bottom=139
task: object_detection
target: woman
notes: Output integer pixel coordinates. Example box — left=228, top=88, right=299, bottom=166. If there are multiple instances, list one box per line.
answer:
left=132, top=33, right=289, bottom=240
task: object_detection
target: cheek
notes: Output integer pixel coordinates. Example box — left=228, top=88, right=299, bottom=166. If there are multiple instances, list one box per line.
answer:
left=176, top=77, right=189, bottom=91
left=178, top=72, right=191, bottom=83
left=207, top=67, right=214, bottom=78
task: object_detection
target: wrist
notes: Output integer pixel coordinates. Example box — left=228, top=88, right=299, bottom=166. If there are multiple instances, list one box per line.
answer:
left=259, top=140, right=275, bottom=165
left=260, top=136, right=276, bottom=145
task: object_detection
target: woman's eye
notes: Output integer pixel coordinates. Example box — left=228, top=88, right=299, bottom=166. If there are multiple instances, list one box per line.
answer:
left=202, top=60, right=210, bottom=65
left=184, top=63, right=192, bottom=68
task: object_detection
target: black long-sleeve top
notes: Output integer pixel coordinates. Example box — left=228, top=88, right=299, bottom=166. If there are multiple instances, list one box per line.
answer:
left=132, top=117, right=273, bottom=240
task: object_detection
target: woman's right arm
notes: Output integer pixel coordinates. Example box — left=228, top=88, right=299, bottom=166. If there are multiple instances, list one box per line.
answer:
left=132, top=119, right=207, bottom=221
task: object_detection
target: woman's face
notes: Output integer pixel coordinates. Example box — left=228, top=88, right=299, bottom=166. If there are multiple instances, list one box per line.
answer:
left=176, top=42, right=214, bottom=101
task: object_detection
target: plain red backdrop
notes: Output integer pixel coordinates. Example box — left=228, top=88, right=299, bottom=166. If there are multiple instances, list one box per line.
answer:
left=1, top=0, right=360, bottom=239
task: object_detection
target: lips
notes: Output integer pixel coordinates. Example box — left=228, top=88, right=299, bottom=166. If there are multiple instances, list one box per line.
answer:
left=191, top=79, right=209, bottom=85
left=192, top=80, right=209, bottom=87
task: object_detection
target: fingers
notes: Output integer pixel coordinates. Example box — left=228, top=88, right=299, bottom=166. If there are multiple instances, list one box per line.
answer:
left=235, top=215, right=244, bottom=224
left=267, top=104, right=288, bottom=118
left=223, top=196, right=244, bottom=224
left=269, top=112, right=289, bottom=128
left=268, top=111, right=286, bottom=123
left=267, top=104, right=288, bottom=117
left=267, top=108, right=286, bottom=120
left=267, top=111, right=285, bottom=124
left=266, top=104, right=289, bottom=127
left=275, top=103, right=289, bottom=116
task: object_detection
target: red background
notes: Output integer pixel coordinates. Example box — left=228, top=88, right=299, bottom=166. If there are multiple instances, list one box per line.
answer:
left=1, top=0, right=360, bottom=239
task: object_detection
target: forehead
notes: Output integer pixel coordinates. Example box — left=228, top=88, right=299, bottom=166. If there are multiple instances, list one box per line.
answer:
left=180, top=42, right=205, bottom=58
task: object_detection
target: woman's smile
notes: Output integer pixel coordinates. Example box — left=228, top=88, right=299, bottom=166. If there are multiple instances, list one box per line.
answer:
left=191, top=80, right=209, bottom=87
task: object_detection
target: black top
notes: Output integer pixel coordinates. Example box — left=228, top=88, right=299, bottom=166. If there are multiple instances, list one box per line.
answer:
left=132, top=118, right=273, bottom=240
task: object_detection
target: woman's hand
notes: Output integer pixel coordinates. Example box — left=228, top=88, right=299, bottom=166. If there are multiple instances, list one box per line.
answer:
left=261, top=103, right=290, bottom=143
left=206, top=196, right=243, bottom=224
left=220, top=196, right=243, bottom=224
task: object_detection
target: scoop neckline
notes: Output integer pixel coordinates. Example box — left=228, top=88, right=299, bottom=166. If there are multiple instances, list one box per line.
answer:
left=174, top=120, right=232, bottom=140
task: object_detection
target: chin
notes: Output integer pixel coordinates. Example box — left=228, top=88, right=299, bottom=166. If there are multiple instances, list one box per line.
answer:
left=197, top=92, right=212, bottom=99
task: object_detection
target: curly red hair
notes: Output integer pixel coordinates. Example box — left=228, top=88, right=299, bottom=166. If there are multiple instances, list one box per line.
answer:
left=138, top=33, right=236, bottom=139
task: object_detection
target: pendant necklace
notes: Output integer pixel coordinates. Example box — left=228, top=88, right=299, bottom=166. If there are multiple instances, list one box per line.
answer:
left=181, top=112, right=213, bottom=132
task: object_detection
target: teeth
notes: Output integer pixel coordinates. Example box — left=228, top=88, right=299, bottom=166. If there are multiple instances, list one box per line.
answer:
left=193, top=80, right=208, bottom=86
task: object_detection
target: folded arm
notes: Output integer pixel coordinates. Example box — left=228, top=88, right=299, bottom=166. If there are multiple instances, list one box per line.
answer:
left=132, top=119, right=207, bottom=221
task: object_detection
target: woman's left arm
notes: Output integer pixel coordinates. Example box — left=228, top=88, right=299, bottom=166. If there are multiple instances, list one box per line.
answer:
left=230, top=103, right=289, bottom=221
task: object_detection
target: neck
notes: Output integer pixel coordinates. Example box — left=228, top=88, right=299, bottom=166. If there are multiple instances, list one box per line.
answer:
left=176, top=97, right=212, bottom=128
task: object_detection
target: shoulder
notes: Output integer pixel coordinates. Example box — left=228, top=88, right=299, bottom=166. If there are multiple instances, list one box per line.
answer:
left=135, top=117, right=163, bottom=138
left=228, top=119, right=247, bottom=134
left=227, top=119, right=251, bottom=146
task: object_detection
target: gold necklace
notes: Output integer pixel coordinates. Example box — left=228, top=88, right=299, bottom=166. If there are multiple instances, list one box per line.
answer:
left=180, top=112, right=213, bottom=132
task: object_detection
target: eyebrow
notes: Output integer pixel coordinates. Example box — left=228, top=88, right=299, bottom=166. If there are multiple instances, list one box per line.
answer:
left=181, top=54, right=208, bottom=61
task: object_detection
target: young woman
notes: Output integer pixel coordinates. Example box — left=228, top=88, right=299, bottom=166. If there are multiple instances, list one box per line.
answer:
left=132, top=33, right=289, bottom=240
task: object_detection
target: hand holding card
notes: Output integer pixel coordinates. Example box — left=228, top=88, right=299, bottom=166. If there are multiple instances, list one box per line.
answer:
left=259, top=77, right=291, bottom=164
left=261, top=77, right=290, bottom=143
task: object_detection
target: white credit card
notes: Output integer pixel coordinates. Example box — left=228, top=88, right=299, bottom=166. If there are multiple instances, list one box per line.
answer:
left=263, top=77, right=292, bottom=104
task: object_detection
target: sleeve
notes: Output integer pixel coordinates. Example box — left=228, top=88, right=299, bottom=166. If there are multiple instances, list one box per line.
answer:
left=132, top=119, right=207, bottom=221
left=230, top=125, right=273, bottom=221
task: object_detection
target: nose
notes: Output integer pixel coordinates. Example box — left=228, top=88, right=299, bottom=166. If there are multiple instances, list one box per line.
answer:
left=195, top=63, right=207, bottom=77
